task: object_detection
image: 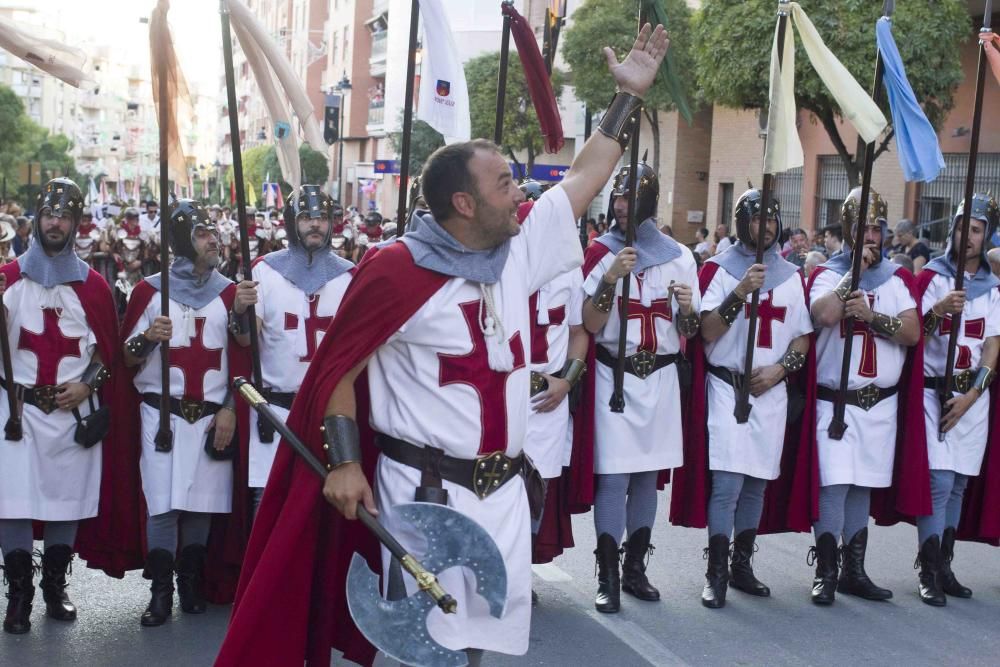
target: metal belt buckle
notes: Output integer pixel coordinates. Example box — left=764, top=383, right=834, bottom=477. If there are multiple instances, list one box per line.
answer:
left=856, top=384, right=881, bottom=411
left=472, top=451, right=513, bottom=500
left=530, top=371, right=548, bottom=397
left=954, top=370, right=973, bottom=395
left=630, top=350, right=656, bottom=380
left=33, top=385, right=58, bottom=415
left=179, top=399, right=205, bottom=424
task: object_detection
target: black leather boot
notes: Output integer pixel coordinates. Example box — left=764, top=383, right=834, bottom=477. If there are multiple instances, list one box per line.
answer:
left=837, top=528, right=892, bottom=601
left=39, top=544, right=77, bottom=620
left=701, top=534, right=729, bottom=609
left=939, top=527, right=972, bottom=598
left=916, top=535, right=946, bottom=607
left=140, top=548, right=175, bottom=626
left=2, top=549, right=35, bottom=634
left=730, top=529, right=770, bottom=597
left=809, top=533, right=838, bottom=605
left=621, top=527, right=660, bottom=601
left=176, top=544, right=207, bottom=614
left=594, top=533, right=621, bottom=614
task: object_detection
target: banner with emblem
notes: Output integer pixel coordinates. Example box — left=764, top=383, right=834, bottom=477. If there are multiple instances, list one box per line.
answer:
left=416, top=0, right=471, bottom=143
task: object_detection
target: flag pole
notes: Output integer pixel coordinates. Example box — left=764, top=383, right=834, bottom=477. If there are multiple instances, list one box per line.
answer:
left=733, top=0, right=790, bottom=424
left=220, top=0, right=266, bottom=432
left=493, top=0, right=514, bottom=146
left=609, top=2, right=645, bottom=414
left=828, top=0, right=896, bottom=439
left=939, top=0, right=993, bottom=440
left=396, top=0, right=420, bottom=231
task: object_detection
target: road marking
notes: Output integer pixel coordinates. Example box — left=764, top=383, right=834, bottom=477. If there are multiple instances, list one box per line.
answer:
left=532, top=563, right=574, bottom=582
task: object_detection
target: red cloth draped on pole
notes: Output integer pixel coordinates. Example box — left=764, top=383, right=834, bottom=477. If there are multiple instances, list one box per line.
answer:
left=501, top=2, right=564, bottom=154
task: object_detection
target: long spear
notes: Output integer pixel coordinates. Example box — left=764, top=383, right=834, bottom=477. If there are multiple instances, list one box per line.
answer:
left=151, top=4, right=172, bottom=451
left=827, top=0, right=896, bottom=440
left=734, top=0, right=791, bottom=423
left=1, top=279, right=20, bottom=440
left=220, top=0, right=266, bottom=427
left=938, top=0, right=993, bottom=441
left=609, top=3, right=644, bottom=414
left=396, top=0, right=420, bottom=232
left=493, top=0, right=514, bottom=145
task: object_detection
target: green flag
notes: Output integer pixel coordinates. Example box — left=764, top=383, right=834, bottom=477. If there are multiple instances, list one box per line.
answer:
left=642, top=0, right=693, bottom=124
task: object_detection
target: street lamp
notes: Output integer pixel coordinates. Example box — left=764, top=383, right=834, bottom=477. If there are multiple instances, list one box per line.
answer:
left=335, top=72, right=351, bottom=203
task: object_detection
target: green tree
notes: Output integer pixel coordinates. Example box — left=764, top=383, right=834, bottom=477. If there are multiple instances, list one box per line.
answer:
left=388, top=115, right=445, bottom=178
left=691, top=0, right=969, bottom=186
left=261, top=143, right=332, bottom=195
left=561, top=0, right=696, bottom=172
left=226, top=144, right=271, bottom=199
left=17, top=128, right=83, bottom=205
left=0, top=85, right=40, bottom=195
left=464, top=51, right=564, bottom=174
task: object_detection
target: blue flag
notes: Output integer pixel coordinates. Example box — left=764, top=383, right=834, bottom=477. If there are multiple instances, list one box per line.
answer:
left=876, top=17, right=945, bottom=182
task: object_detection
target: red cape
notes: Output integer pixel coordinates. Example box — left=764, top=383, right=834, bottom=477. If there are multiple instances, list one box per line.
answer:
left=116, top=278, right=252, bottom=601
left=914, top=268, right=1000, bottom=544
left=801, top=266, right=930, bottom=524
left=668, top=261, right=818, bottom=533
left=215, top=242, right=449, bottom=667
left=0, top=261, right=144, bottom=576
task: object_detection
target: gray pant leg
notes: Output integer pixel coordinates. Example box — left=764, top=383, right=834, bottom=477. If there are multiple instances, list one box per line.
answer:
left=842, top=485, right=871, bottom=542
left=625, top=470, right=659, bottom=537
left=593, top=473, right=629, bottom=543
left=0, top=518, right=33, bottom=555
left=180, top=512, right=212, bottom=548
left=945, top=473, right=969, bottom=530
left=707, top=470, right=744, bottom=538
left=813, top=484, right=849, bottom=539
left=734, top=475, right=768, bottom=535
left=43, top=520, right=79, bottom=550
left=147, top=510, right=180, bottom=553
left=916, top=469, right=954, bottom=544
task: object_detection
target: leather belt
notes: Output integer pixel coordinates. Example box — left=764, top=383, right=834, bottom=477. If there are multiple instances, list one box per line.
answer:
left=595, top=345, right=678, bottom=380
left=0, top=378, right=59, bottom=415
left=707, top=364, right=747, bottom=389
left=924, top=371, right=975, bottom=395
left=817, top=384, right=898, bottom=411
left=142, top=393, right=222, bottom=425
left=265, top=390, right=296, bottom=410
left=377, top=434, right=524, bottom=500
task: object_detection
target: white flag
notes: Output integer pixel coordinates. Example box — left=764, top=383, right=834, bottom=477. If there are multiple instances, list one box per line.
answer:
left=0, top=17, right=87, bottom=87
left=416, top=0, right=471, bottom=143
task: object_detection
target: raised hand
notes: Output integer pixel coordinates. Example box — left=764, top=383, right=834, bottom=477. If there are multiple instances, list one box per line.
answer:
left=603, top=23, right=670, bottom=98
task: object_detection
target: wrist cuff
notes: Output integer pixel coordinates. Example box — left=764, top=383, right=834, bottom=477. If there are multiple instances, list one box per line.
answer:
left=126, top=334, right=157, bottom=359
left=321, top=415, right=361, bottom=471
left=596, top=92, right=643, bottom=152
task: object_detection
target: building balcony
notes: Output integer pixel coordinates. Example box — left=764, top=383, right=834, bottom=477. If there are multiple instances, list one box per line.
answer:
left=367, top=102, right=385, bottom=132
left=371, top=31, right=387, bottom=61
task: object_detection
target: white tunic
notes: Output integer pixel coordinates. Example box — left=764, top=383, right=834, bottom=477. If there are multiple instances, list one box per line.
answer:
left=0, top=278, right=102, bottom=521
left=702, top=267, right=812, bottom=480
left=583, top=246, right=700, bottom=475
left=129, top=292, right=234, bottom=515
left=921, top=273, right=1000, bottom=475
left=523, top=270, right=584, bottom=479
left=811, top=268, right=916, bottom=487
left=249, top=261, right=352, bottom=487
left=367, top=186, right=582, bottom=655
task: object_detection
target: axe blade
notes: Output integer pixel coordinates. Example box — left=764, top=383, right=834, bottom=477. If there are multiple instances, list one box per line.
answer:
left=347, top=553, right=467, bottom=667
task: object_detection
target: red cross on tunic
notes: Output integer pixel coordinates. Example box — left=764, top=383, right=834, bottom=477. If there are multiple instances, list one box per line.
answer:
left=438, top=300, right=526, bottom=455
left=285, top=296, right=333, bottom=363
left=744, top=291, right=787, bottom=349
left=169, top=317, right=223, bottom=402
left=528, top=290, right=566, bottom=365
left=617, top=296, right=672, bottom=353
left=939, top=316, right=986, bottom=370
left=18, top=307, right=82, bottom=386
left=838, top=295, right=880, bottom=379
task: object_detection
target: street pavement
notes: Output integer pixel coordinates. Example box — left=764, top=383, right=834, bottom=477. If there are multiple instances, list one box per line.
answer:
left=3, top=497, right=1000, bottom=666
